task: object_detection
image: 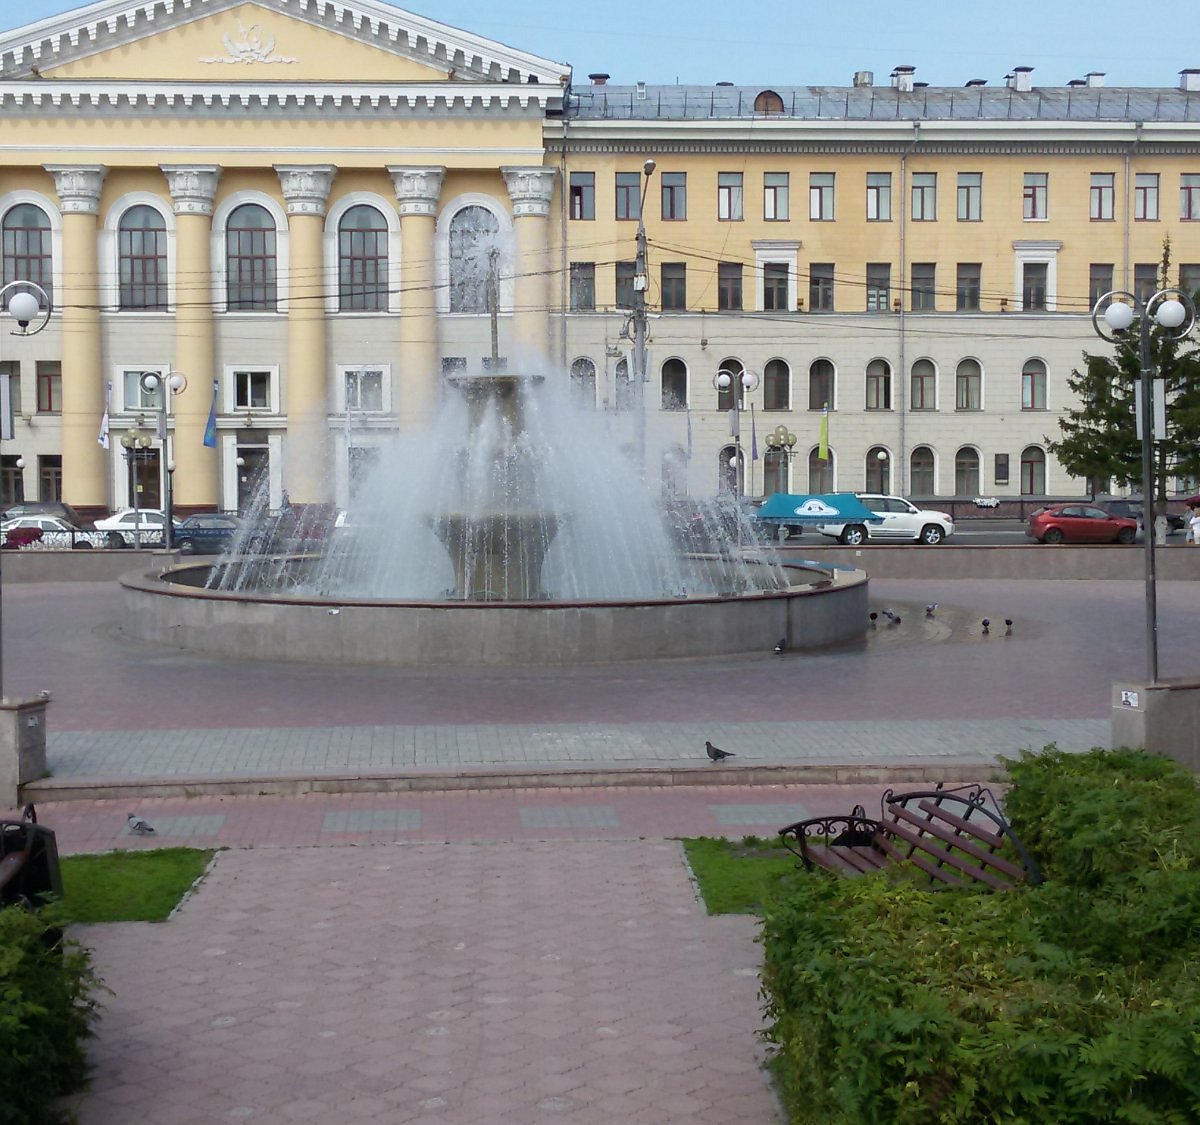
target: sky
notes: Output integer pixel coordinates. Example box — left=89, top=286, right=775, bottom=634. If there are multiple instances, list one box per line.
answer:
left=1, top=0, right=1195, bottom=90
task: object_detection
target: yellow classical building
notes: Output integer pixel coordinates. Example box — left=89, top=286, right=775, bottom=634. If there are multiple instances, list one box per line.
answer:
left=1, top=0, right=1198, bottom=517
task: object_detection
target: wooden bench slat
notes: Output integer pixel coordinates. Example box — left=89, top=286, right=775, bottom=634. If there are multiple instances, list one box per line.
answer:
left=882, top=822, right=1015, bottom=888
left=906, top=798, right=1006, bottom=849
left=873, top=833, right=971, bottom=888
left=887, top=805, right=1027, bottom=880
left=805, top=847, right=872, bottom=877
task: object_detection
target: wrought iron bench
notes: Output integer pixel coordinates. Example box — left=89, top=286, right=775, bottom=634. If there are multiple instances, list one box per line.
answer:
left=0, top=816, right=63, bottom=909
left=779, top=783, right=1043, bottom=890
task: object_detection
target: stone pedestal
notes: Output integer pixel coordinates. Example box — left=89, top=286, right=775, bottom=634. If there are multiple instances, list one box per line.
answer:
left=1112, top=680, right=1200, bottom=770
left=0, top=697, right=48, bottom=809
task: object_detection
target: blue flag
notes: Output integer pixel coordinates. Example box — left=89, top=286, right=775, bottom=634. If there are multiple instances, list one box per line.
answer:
left=202, top=379, right=218, bottom=448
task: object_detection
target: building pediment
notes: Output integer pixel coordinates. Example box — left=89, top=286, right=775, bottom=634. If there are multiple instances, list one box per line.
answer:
left=0, top=0, right=571, bottom=87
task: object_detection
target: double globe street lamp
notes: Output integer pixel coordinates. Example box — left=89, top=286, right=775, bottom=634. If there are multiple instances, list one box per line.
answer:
left=712, top=367, right=759, bottom=498
left=136, top=371, right=187, bottom=550
left=1091, top=286, right=1198, bottom=683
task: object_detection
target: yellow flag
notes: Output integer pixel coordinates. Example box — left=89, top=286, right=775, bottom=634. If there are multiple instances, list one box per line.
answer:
left=818, top=405, right=829, bottom=461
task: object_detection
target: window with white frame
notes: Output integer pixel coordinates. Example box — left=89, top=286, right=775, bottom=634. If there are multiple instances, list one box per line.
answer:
left=910, top=447, right=934, bottom=494
left=225, top=203, right=277, bottom=310
left=118, top=206, right=168, bottom=310
left=122, top=368, right=165, bottom=411
left=1090, top=173, right=1115, bottom=220
left=866, top=173, right=891, bottom=221
left=809, top=173, right=835, bottom=220
left=956, top=359, right=982, bottom=411
left=2, top=204, right=53, bottom=304
left=1021, top=359, right=1047, bottom=411
left=763, top=173, right=789, bottom=221
left=866, top=263, right=891, bottom=311
left=957, top=173, right=982, bottom=221
left=717, top=173, right=743, bottom=221
left=910, top=359, right=936, bottom=410
left=865, top=359, right=892, bottom=410
left=1134, top=173, right=1159, bottom=221
left=1182, top=174, right=1200, bottom=220
left=1013, top=241, right=1061, bottom=311
left=233, top=369, right=272, bottom=411
left=955, top=447, right=981, bottom=495
left=343, top=367, right=385, bottom=413
left=911, top=173, right=936, bottom=221
left=1023, top=172, right=1048, bottom=220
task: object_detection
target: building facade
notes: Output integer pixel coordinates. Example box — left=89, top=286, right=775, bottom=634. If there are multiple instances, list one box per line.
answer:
left=0, top=0, right=1198, bottom=517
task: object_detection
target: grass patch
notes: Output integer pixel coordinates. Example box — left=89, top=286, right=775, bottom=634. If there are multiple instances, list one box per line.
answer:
left=57, top=847, right=216, bottom=924
left=682, top=836, right=801, bottom=915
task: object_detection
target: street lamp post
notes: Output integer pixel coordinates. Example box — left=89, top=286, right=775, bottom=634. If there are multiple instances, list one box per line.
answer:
left=119, top=424, right=152, bottom=551
left=137, top=371, right=187, bottom=550
left=631, top=159, right=656, bottom=477
left=765, top=424, right=798, bottom=489
left=712, top=367, right=760, bottom=498
left=0, top=282, right=51, bottom=705
left=1092, top=287, right=1197, bottom=683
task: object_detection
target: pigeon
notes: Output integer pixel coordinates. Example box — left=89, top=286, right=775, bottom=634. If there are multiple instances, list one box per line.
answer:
left=981, top=618, right=991, bottom=636
left=21, top=803, right=36, bottom=824
left=1004, top=619, right=1014, bottom=636
left=869, top=612, right=878, bottom=628
left=705, top=740, right=735, bottom=762
left=925, top=604, right=938, bottom=619
left=881, top=608, right=898, bottom=622
left=773, top=637, right=787, bottom=655
left=127, top=813, right=156, bottom=835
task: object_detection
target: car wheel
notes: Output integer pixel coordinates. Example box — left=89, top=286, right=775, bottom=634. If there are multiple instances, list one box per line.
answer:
left=839, top=525, right=867, bottom=546
left=106, top=531, right=126, bottom=549
left=177, top=539, right=196, bottom=555
left=1116, top=527, right=1136, bottom=545
left=71, top=540, right=93, bottom=550
left=919, top=524, right=944, bottom=545
left=1043, top=528, right=1065, bottom=544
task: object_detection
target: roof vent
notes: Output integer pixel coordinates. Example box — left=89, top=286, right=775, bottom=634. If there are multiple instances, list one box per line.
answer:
left=913, top=81, right=928, bottom=89
left=890, top=65, right=916, bottom=92
left=964, top=78, right=987, bottom=87
left=853, top=70, right=874, bottom=87
left=1007, top=66, right=1033, bottom=92
left=587, top=72, right=609, bottom=86
left=716, top=81, right=734, bottom=86
left=1181, top=69, right=1200, bottom=92
left=1067, top=79, right=1086, bottom=87
left=636, top=80, right=646, bottom=100
left=1086, top=71, right=1105, bottom=88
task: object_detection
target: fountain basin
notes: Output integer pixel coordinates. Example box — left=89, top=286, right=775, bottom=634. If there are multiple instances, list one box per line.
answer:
left=121, top=558, right=868, bottom=667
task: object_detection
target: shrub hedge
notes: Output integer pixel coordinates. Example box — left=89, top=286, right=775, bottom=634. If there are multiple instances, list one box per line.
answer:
left=0, top=906, right=102, bottom=1125
left=759, top=747, right=1200, bottom=1124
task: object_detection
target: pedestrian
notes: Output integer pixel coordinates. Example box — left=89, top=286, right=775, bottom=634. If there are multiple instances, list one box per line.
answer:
left=1188, top=503, right=1200, bottom=546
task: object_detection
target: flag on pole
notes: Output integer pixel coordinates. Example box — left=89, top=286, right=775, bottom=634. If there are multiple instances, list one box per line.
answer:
left=750, top=404, right=759, bottom=461
left=202, top=379, right=219, bottom=448
left=98, top=381, right=111, bottom=449
left=817, top=404, right=829, bottom=461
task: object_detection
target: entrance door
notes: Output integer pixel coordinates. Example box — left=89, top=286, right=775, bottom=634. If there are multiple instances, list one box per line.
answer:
left=236, top=447, right=269, bottom=513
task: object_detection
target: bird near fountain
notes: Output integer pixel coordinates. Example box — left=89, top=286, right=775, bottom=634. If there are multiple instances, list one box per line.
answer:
left=1004, top=619, right=1013, bottom=636
left=925, top=603, right=938, bottom=618
left=774, top=637, right=787, bottom=655
left=127, top=813, right=156, bottom=835
left=705, top=740, right=735, bottom=762
left=981, top=618, right=991, bottom=636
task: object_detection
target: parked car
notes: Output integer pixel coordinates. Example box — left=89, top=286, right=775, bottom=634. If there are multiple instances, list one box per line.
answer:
left=0, top=501, right=85, bottom=528
left=173, top=513, right=269, bottom=555
left=92, top=508, right=179, bottom=547
left=1094, top=497, right=1185, bottom=534
left=1, top=515, right=109, bottom=549
left=815, top=494, right=955, bottom=546
left=1026, top=503, right=1138, bottom=544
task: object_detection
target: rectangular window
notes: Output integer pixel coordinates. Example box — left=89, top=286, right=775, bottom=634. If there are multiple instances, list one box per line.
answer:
left=615, top=172, right=641, bottom=221
left=762, top=263, right=789, bottom=311
left=956, top=364, right=981, bottom=411
left=615, top=261, right=635, bottom=309
left=911, top=364, right=936, bottom=410
left=809, top=263, right=835, bottom=311
left=569, top=172, right=595, bottom=221
left=866, top=363, right=891, bottom=410
left=957, top=172, right=982, bottom=221
left=809, top=172, right=835, bottom=220
left=36, top=361, right=62, bottom=414
left=1089, top=264, right=1114, bottom=309
left=660, top=262, right=686, bottom=310
left=911, top=172, right=937, bottom=221
left=995, top=453, right=1010, bottom=486
left=1090, top=173, right=1115, bottom=220
left=717, top=262, right=742, bottom=311
left=344, top=368, right=384, bottom=412
left=234, top=369, right=271, bottom=411
left=1134, top=173, right=1159, bottom=221
left=1180, top=263, right=1200, bottom=301
left=569, top=262, right=596, bottom=311
left=1022, top=262, right=1048, bottom=310
left=866, top=263, right=891, bottom=311
left=0, top=361, right=19, bottom=422
left=717, top=172, right=743, bottom=221
left=1182, top=174, right=1200, bottom=220
left=866, top=172, right=891, bottom=221
left=956, top=263, right=981, bottom=311
left=910, top=263, right=936, bottom=311
left=1023, top=172, right=1048, bottom=219
left=661, top=172, right=687, bottom=220
left=1134, top=263, right=1158, bottom=303
left=763, top=172, right=789, bottom=220
left=122, top=368, right=164, bottom=412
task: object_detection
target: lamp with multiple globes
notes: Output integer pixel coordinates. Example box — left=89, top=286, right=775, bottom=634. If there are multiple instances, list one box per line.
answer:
left=712, top=367, right=760, bottom=498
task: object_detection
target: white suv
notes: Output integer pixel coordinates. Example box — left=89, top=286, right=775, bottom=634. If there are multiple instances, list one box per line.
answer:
left=816, top=494, right=955, bottom=546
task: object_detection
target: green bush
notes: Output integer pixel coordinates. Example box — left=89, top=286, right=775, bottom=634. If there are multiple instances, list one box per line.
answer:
left=0, top=906, right=102, bottom=1125
left=760, top=748, right=1200, bottom=1124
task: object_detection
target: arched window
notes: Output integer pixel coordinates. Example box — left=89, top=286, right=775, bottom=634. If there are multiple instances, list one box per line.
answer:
left=910, top=359, right=936, bottom=410
left=614, top=357, right=632, bottom=411
left=866, top=446, right=891, bottom=493
left=1020, top=446, right=1046, bottom=495
left=764, top=448, right=789, bottom=496
left=719, top=445, right=741, bottom=495
left=225, top=203, right=276, bottom=310
left=2, top=203, right=52, bottom=302
left=910, top=446, right=935, bottom=495
left=955, top=446, right=980, bottom=495
left=570, top=357, right=596, bottom=403
left=866, top=359, right=892, bottom=410
left=763, top=358, right=790, bottom=410
left=754, top=90, right=785, bottom=114
left=809, top=359, right=834, bottom=411
left=956, top=358, right=982, bottom=410
left=661, top=446, right=688, bottom=498
left=661, top=358, right=687, bottom=410
left=716, top=357, right=744, bottom=411
left=118, top=205, right=167, bottom=310
left=448, top=205, right=500, bottom=313
left=808, top=447, right=833, bottom=493
left=338, top=205, right=388, bottom=311
left=1021, top=358, right=1047, bottom=410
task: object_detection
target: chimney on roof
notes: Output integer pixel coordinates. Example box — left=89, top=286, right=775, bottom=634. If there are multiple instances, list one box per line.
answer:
left=965, top=78, right=987, bottom=87
left=1086, top=71, right=1105, bottom=88
left=1007, top=66, right=1034, bottom=92
left=891, top=65, right=916, bottom=92
left=636, top=81, right=646, bottom=100
left=588, top=73, right=609, bottom=86
left=716, top=81, right=733, bottom=86
left=1181, top=69, right=1200, bottom=92
left=1067, top=79, right=1086, bottom=87
left=853, top=70, right=874, bottom=87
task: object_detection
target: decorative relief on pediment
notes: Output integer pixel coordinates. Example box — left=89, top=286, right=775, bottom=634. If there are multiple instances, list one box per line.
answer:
left=201, top=20, right=296, bottom=65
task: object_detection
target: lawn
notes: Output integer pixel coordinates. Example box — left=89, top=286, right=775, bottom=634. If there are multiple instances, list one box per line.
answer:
left=57, top=847, right=216, bottom=923
left=681, top=836, right=801, bottom=915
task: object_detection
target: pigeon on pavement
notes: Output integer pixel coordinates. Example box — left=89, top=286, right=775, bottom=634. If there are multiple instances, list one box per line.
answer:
left=705, top=740, right=735, bottom=762
left=127, top=813, right=156, bottom=835
left=774, top=637, right=787, bottom=655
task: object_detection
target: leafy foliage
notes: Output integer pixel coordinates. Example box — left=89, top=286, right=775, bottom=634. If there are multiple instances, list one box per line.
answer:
left=760, top=747, right=1200, bottom=1124
left=0, top=906, right=103, bottom=1125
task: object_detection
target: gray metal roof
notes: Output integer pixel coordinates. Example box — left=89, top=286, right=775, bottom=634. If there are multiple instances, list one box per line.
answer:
left=568, top=85, right=1200, bottom=123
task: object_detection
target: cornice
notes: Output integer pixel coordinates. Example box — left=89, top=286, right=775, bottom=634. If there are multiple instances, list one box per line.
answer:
left=548, top=138, right=1200, bottom=158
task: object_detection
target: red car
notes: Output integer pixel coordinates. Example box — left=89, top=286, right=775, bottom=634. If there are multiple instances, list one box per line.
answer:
left=1026, top=504, right=1138, bottom=545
